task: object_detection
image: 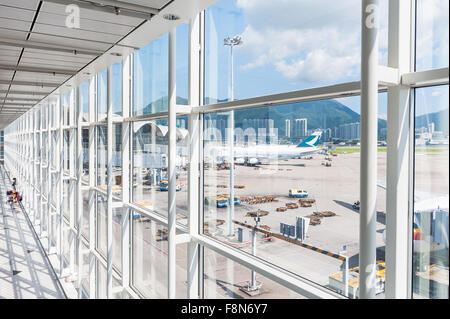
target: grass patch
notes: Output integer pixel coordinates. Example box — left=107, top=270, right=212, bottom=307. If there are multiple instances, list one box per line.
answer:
left=415, top=147, right=448, bottom=153
left=332, top=147, right=386, bottom=154
left=331, top=147, right=447, bottom=154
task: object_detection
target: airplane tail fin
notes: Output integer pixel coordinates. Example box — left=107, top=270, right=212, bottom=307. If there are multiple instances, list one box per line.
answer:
left=297, top=131, right=322, bottom=147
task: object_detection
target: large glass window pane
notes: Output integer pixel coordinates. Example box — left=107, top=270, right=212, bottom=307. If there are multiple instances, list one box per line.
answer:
left=63, top=222, right=70, bottom=267
left=81, top=242, right=90, bottom=297
left=113, top=206, right=123, bottom=273
left=413, top=85, right=449, bottom=299
left=415, top=0, right=449, bottom=71
left=62, top=92, right=70, bottom=126
left=202, top=95, right=388, bottom=297
left=51, top=131, right=57, bottom=169
left=113, top=123, right=122, bottom=200
left=64, top=130, right=70, bottom=172
left=176, top=116, right=189, bottom=226
left=132, top=120, right=168, bottom=215
left=132, top=118, right=189, bottom=223
left=42, top=132, right=48, bottom=163
left=131, top=216, right=167, bottom=298
left=204, top=0, right=388, bottom=103
left=96, top=193, right=107, bottom=257
left=97, top=69, right=108, bottom=121
left=63, top=179, right=70, bottom=219
left=112, top=62, right=123, bottom=116
left=97, top=125, right=107, bottom=187
left=82, top=188, right=90, bottom=239
left=82, top=128, right=89, bottom=184
left=177, top=23, right=189, bottom=106
left=96, top=196, right=122, bottom=273
left=204, top=248, right=306, bottom=298
left=80, top=81, right=89, bottom=122
left=97, top=261, right=107, bottom=299
left=133, top=34, right=169, bottom=116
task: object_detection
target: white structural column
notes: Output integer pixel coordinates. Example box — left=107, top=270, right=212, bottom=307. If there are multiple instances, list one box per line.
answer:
left=168, top=27, right=177, bottom=299
left=385, top=0, right=413, bottom=299
left=360, top=0, right=379, bottom=299
left=88, top=76, right=97, bottom=298
left=187, top=12, right=202, bottom=299
left=46, top=103, right=52, bottom=252
left=106, top=67, right=113, bottom=298
left=58, top=95, right=64, bottom=277
left=38, top=108, right=43, bottom=236
left=121, top=55, right=131, bottom=295
left=69, top=90, right=76, bottom=276
left=76, top=85, right=84, bottom=298
left=32, top=112, right=37, bottom=226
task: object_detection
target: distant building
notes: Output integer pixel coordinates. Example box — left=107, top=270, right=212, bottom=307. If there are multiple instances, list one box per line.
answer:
left=204, top=118, right=226, bottom=141
left=176, top=118, right=186, bottom=129
left=334, top=122, right=360, bottom=140
left=322, top=128, right=332, bottom=141
left=285, top=119, right=291, bottom=138
left=295, top=118, right=307, bottom=138
left=242, top=118, right=275, bottom=143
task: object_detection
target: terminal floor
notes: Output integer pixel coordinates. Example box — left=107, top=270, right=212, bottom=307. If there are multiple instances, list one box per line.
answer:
left=0, top=167, right=65, bottom=299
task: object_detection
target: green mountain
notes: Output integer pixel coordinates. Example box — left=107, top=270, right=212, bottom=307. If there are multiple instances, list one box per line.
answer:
left=140, top=96, right=189, bottom=114
left=415, top=109, right=449, bottom=135
left=233, top=99, right=387, bottom=137
left=142, top=96, right=388, bottom=137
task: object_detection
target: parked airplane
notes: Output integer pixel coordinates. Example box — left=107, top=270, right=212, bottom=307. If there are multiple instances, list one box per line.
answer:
left=205, top=131, right=323, bottom=166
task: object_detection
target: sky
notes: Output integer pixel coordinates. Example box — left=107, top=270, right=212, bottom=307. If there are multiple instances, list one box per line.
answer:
left=100, top=0, right=448, bottom=119
left=203, top=0, right=448, bottom=117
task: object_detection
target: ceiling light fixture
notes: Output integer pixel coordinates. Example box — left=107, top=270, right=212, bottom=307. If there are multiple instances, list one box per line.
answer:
left=163, top=13, right=180, bottom=21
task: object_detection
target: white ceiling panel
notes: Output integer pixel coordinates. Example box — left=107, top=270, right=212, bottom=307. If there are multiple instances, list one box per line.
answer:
left=36, top=11, right=135, bottom=35
left=0, top=70, right=14, bottom=80
left=4, top=93, right=42, bottom=100
left=28, top=33, right=113, bottom=52
left=9, top=85, right=54, bottom=93
left=13, top=71, right=70, bottom=83
left=32, top=22, right=124, bottom=44
left=0, top=0, right=210, bottom=129
left=0, top=56, right=20, bottom=64
left=0, top=0, right=39, bottom=10
left=0, top=17, right=33, bottom=31
left=40, top=2, right=143, bottom=26
left=18, top=59, right=85, bottom=70
left=23, top=48, right=94, bottom=62
left=124, top=0, right=171, bottom=9
left=0, top=6, right=36, bottom=21
left=0, top=28, right=30, bottom=41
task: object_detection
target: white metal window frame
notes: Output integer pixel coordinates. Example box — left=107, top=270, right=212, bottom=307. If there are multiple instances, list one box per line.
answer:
left=2, top=0, right=449, bottom=299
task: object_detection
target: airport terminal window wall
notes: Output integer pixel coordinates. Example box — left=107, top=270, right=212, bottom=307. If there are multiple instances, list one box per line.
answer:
left=2, top=0, right=449, bottom=299
left=412, top=85, right=449, bottom=299
left=204, top=0, right=389, bottom=103
left=0, top=130, right=4, bottom=163
left=202, top=94, right=388, bottom=297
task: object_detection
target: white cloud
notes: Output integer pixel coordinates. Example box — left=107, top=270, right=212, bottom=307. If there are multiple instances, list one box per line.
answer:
left=234, top=0, right=389, bottom=83
left=415, top=0, right=449, bottom=70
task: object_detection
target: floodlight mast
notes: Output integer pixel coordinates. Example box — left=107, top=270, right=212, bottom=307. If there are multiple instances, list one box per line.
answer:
left=224, top=35, right=243, bottom=239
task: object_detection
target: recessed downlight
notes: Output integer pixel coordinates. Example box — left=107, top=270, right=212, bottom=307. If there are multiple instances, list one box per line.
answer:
left=163, top=13, right=180, bottom=21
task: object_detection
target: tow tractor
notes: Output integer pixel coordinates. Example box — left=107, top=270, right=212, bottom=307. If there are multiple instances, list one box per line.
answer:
left=205, top=196, right=229, bottom=208
left=159, top=180, right=181, bottom=191
left=289, top=189, right=308, bottom=198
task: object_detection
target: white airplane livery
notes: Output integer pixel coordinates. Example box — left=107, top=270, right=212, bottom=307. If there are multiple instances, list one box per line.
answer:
left=205, top=131, right=323, bottom=166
